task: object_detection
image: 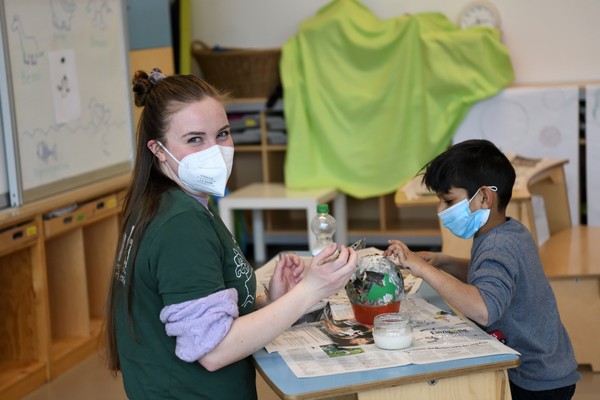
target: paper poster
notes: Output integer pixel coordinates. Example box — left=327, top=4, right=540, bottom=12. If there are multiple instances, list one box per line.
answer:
left=453, top=86, right=580, bottom=226
left=585, top=85, right=600, bottom=226
left=48, top=49, right=82, bottom=124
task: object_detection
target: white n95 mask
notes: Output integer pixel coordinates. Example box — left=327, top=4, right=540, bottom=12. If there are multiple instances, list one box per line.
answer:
left=157, top=141, right=234, bottom=197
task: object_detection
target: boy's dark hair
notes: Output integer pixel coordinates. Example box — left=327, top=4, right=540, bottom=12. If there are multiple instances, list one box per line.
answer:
left=422, top=139, right=516, bottom=211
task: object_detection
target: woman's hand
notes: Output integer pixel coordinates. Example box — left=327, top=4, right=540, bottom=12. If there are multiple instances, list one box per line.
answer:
left=201, top=244, right=356, bottom=370
left=266, top=253, right=304, bottom=303
left=299, top=243, right=358, bottom=303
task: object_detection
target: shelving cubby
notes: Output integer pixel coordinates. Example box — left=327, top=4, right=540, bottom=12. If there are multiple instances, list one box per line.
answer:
left=0, top=173, right=129, bottom=399
left=43, top=191, right=122, bottom=378
left=0, top=215, right=48, bottom=400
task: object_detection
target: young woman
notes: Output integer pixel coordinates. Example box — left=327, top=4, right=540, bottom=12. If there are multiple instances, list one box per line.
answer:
left=104, top=68, right=357, bottom=399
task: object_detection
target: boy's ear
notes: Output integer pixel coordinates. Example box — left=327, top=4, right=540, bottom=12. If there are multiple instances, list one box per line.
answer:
left=480, top=186, right=496, bottom=209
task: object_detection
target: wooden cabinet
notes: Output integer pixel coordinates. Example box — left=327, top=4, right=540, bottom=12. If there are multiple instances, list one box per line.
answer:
left=225, top=99, right=441, bottom=248
left=0, top=174, right=129, bottom=400
left=0, top=216, right=47, bottom=400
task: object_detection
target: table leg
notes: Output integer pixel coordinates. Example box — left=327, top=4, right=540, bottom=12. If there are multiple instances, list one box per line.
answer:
left=333, top=194, right=348, bottom=246
left=252, top=209, right=266, bottom=264
left=306, top=202, right=317, bottom=254
left=219, top=202, right=235, bottom=236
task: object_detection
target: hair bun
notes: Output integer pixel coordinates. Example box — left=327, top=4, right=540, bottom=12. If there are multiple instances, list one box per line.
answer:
left=132, top=70, right=152, bottom=107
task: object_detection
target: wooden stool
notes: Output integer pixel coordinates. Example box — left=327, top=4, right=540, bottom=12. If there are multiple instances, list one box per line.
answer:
left=539, top=226, right=600, bottom=371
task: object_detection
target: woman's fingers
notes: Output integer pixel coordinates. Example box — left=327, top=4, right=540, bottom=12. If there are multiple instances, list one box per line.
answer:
left=334, top=246, right=355, bottom=268
left=311, top=243, right=339, bottom=266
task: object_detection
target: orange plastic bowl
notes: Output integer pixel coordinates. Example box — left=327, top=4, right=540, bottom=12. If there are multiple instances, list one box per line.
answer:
left=351, top=301, right=400, bottom=325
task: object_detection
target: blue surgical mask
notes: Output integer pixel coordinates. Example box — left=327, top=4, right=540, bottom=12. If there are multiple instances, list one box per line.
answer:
left=438, top=186, right=498, bottom=239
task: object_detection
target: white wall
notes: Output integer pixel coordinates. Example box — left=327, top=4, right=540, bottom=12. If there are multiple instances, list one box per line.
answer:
left=190, top=0, right=600, bottom=85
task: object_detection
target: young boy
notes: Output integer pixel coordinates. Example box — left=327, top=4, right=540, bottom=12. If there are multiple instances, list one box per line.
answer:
left=384, top=139, right=579, bottom=400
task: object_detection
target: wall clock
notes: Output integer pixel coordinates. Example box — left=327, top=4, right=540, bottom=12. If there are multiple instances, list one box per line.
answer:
left=457, top=1, right=501, bottom=30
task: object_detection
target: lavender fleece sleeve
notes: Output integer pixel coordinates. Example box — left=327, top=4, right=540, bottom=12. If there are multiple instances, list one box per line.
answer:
left=159, top=288, right=239, bottom=362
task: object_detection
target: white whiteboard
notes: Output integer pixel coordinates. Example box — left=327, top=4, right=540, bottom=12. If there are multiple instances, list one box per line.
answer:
left=0, top=95, right=8, bottom=208
left=453, top=86, right=580, bottom=226
left=0, top=34, right=14, bottom=209
left=0, top=0, right=133, bottom=206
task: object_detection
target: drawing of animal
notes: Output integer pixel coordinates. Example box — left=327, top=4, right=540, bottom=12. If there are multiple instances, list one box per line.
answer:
left=37, top=141, right=57, bottom=163
left=87, top=0, right=112, bottom=29
left=11, top=15, right=44, bottom=65
left=50, top=0, right=76, bottom=31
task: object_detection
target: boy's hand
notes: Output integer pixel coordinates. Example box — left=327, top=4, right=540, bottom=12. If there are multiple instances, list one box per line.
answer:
left=383, top=239, right=431, bottom=278
left=415, top=251, right=440, bottom=267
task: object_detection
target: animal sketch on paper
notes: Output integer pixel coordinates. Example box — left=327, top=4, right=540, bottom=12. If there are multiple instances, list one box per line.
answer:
left=50, top=0, right=76, bottom=31
left=11, top=15, right=44, bottom=65
left=37, top=141, right=58, bottom=163
left=87, top=0, right=112, bottom=30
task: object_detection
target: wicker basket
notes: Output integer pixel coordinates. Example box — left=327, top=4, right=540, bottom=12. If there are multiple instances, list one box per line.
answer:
left=191, top=40, right=281, bottom=99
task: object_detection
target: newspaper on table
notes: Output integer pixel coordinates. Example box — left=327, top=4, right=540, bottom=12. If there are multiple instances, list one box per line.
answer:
left=257, top=248, right=424, bottom=351
left=256, top=248, right=519, bottom=378
left=264, top=296, right=520, bottom=378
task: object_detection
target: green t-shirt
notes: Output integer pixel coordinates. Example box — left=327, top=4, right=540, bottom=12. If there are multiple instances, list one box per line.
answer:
left=115, top=189, right=257, bottom=399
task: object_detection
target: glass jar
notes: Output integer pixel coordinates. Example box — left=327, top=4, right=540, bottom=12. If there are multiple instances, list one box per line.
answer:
left=373, top=313, right=413, bottom=350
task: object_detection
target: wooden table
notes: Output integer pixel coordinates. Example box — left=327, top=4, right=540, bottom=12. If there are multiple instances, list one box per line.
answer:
left=253, top=254, right=520, bottom=400
left=538, top=226, right=600, bottom=371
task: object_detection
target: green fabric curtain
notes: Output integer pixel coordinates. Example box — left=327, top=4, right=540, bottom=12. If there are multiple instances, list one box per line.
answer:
left=281, top=0, right=514, bottom=198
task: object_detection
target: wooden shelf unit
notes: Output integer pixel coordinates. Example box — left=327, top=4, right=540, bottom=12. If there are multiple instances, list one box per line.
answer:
left=0, top=174, right=129, bottom=399
left=225, top=99, right=441, bottom=249
left=0, top=214, right=47, bottom=400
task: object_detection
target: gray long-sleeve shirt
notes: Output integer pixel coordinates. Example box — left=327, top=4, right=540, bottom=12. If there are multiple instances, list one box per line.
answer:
left=470, top=217, right=579, bottom=391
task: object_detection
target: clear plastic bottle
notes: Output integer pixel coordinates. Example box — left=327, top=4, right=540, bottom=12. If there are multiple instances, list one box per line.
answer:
left=310, top=203, right=336, bottom=256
